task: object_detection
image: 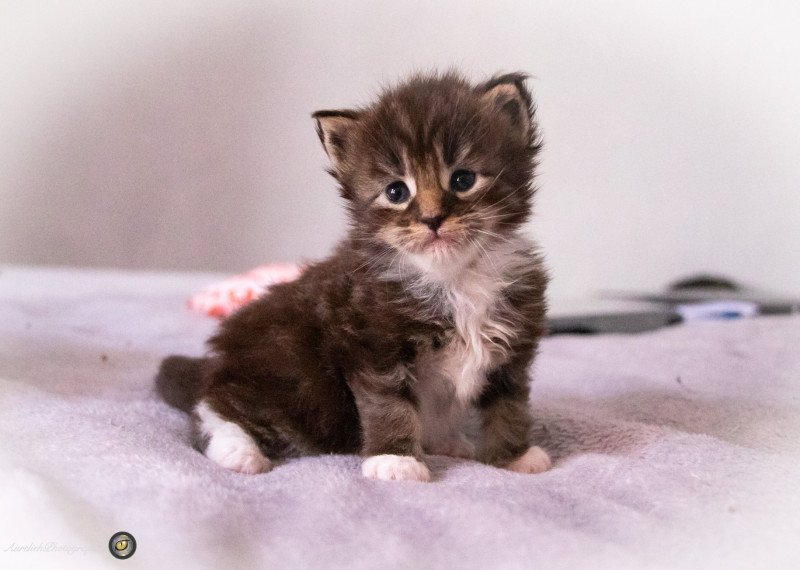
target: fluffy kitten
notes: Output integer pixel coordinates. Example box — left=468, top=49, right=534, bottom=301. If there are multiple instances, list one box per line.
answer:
left=156, top=71, right=551, bottom=482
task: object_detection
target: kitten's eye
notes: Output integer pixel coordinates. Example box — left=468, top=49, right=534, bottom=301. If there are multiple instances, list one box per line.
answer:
left=385, top=181, right=411, bottom=204
left=450, top=170, right=476, bottom=192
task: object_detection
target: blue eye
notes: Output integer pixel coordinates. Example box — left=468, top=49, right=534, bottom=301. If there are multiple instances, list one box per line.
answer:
left=450, top=170, right=476, bottom=192
left=385, top=181, right=411, bottom=204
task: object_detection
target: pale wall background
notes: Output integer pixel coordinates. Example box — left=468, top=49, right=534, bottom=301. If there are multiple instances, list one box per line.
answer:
left=2, top=0, right=798, bottom=301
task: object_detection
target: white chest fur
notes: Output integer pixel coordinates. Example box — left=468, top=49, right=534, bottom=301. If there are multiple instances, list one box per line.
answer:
left=433, top=269, right=513, bottom=402
left=408, top=236, right=530, bottom=402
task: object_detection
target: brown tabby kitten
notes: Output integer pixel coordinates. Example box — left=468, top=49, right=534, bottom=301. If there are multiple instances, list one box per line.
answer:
left=156, top=71, right=551, bottom=482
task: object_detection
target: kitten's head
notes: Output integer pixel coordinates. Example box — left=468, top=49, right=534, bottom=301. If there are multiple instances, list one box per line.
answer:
left=313, top=71, right=540, bottom=269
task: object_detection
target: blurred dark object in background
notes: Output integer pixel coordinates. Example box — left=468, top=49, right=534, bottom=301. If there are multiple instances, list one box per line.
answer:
left=548, top=273, right=799, bottom=336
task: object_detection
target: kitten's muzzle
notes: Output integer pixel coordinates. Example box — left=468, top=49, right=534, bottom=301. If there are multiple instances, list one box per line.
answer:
left=420, top=215, right=446, bottom=232
left=418, top=227, right=459, bottom=252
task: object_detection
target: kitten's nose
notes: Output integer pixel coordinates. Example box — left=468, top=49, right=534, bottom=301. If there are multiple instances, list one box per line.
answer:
left=420, top=215, right=446, bottom=232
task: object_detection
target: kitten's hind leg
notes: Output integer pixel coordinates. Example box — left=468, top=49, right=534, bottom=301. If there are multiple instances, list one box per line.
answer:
left=503, top=445, right=551, bottom=474
left=193, top=400, right=272, bottom=474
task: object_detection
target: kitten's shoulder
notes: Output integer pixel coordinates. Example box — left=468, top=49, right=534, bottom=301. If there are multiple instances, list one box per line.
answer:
left=494, top=234, right=547, bottom=278
left=498, top=235, right=548, bottom=337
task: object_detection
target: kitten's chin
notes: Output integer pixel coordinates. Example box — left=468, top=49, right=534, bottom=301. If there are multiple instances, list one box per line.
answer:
left=421, top=228, right=468, bottom=251
left=403, top=235, right=479, bottom=278
left=410, top=233, right=463, bottom=261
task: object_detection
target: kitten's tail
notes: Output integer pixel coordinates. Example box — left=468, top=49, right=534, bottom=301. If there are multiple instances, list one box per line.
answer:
left=155, top=355, right=209, bottom=413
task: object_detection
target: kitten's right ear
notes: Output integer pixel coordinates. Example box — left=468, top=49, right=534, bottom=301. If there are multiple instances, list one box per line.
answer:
left=478, top=73, right=534, bottom=143
left=312, top=109, right=360, bottom=170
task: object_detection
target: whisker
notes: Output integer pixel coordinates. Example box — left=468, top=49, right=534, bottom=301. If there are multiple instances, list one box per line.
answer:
left=349, top=247, right=394, bottom=275
left=460, top=211, right=510, bottom=222
left=484, top=181, right=530, bottom=211
left=470, top=237, right=502, bottom=279
left=474, top=228, right=511, bottom=243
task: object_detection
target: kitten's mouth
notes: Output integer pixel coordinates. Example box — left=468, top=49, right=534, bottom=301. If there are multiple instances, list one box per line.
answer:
left=418, top=230, right=461, bottom=253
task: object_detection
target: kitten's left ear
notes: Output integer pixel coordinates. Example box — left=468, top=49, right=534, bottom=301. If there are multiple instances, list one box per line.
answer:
left=479, top=73, right=534, bottom=142
left=312, top=109, right=361, bottom=170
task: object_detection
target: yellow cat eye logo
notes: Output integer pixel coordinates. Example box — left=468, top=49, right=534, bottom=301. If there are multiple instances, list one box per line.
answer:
left=108, top=532, right=136, bottom=559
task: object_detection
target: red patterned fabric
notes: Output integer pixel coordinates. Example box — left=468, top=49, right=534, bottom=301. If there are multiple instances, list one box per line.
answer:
left=187, top=263, right=302, bottom=318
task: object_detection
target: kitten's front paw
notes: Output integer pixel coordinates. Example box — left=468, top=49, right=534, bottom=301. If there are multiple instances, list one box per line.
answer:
left=362, top=454, right=431, bottom=482
left=503, top=446, right=552, bottom=475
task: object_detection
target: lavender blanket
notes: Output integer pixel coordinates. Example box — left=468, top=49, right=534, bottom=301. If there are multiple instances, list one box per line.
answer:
left=1, top=266, right=798, bottom=569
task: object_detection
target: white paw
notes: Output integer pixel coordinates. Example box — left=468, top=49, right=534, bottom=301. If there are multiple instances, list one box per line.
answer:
left=503, top=446, right=552, bottom=474
left=206, top=438, right=272, bottom=474
left=196, top=400, right=272, bottom=474
left=362, top=454, right=431, bottom=482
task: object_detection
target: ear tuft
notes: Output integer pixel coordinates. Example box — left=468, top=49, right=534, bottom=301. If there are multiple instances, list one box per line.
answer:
left=479, top=73, right=534, bottom=141
left=312, top=109, right=360, bottom=169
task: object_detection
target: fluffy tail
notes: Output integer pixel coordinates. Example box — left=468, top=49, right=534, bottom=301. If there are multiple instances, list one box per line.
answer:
left=155, top=355, right=209, bottom=413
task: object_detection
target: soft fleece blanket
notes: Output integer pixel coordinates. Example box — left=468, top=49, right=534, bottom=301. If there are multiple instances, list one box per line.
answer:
left=1, top=266, right=798, bottom=570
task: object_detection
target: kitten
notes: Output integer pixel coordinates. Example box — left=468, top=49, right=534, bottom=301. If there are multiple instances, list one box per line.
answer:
left=156, top=71, right=551, bottom=482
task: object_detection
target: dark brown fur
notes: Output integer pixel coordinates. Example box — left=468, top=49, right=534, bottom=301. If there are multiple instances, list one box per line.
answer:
left=155, top=71, right=549, bottom=474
